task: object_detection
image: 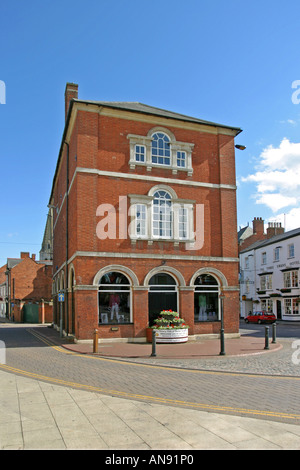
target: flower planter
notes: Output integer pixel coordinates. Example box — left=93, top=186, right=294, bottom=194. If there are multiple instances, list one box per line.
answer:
left=152, top=328, right=189, bottom=343
left=147, top=327, right=188, bottom=343
left=147, top=310, right=189, bottom=343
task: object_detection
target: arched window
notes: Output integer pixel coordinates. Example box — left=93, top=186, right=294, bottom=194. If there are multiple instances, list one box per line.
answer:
left=98, top=272, right=131, bottom=324
left=151, top=132, right=171, bottom=166
left=128, top=127, right=194, bottom=174
left=152, top=190, right=172, bottom=238
left=129, top=185, right=194, bottom=242
left=194, top=274, right=219, bottom=322
left=148, top=273, right=178, bottom=326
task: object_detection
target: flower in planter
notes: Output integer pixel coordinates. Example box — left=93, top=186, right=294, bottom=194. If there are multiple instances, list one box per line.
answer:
left=152, top=310, right=189, bottom=329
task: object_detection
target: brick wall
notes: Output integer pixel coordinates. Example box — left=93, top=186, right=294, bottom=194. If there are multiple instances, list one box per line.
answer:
left=51, top=95, right=240, bottom=340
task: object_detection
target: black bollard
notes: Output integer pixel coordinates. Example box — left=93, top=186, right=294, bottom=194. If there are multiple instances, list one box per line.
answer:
left=151, top=329, right=157, bottom=357
left=264, top=326, right=270, bottom=350
left=272, top=323, right=277, bottom=344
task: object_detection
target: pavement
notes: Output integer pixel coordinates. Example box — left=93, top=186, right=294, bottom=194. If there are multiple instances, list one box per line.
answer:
left=19, top=318, right=281, bottom=359
left=1, top=319, right=300, bottom=450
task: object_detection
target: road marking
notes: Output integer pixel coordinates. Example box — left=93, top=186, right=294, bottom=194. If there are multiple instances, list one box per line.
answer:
left=0, top=362, right=299, bottom=422
left=27, top=329, right=77, bottom=354
left=27, top=328, right=300, bottom=382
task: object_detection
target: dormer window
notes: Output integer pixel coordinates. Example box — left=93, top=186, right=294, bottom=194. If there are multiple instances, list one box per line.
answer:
left=128, top=127, right=194, bottom=175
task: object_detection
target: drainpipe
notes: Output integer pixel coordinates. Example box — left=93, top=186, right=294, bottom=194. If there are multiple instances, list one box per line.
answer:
left=64, top=141, right=69, bottom=335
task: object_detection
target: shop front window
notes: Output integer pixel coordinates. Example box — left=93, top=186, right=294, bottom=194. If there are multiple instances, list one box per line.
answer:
left=261, top=299, right=273, bottom=312
left=98, top=272, right=131, bottom=324
left=284, top=298, right=299, bottom=315
left=194, top=274, right=219, bottom=322
left=148, top=273, right=178, bottom=326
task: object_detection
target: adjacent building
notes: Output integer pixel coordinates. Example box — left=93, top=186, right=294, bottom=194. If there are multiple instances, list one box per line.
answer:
left=0, top=265, right=6, bottom=317
left=49, top=82, right=242, bottom=341
left=1, top=252, right=53, bottom=323
left=238, top=217, right=284, bottom=252
left=240, top=227, right=300, bottom=320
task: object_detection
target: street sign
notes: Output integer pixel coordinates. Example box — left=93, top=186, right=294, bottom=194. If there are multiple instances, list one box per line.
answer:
left=58, top=293, right=64, bottom=302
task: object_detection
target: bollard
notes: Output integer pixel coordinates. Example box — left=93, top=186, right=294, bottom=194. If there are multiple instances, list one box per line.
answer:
left=272, top=323, right=277, bottom=344
left=219, top=327, right=225, bottom=356
left=264, top=326, right=269, bottom=350
left=151, top=329, right=157, bottom=357
left=93, top=329, right=99, bottom=353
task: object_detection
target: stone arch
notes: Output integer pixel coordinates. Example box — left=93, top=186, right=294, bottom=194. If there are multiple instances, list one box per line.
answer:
left=144, top=266, right=186, bottom=287
left=190, top=267, right=228, bottom=288
left=93, top=264, right=139, bottom=287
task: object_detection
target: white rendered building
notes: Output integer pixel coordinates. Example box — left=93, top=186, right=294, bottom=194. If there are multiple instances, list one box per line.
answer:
left=240, top=227, right=300, bottom=321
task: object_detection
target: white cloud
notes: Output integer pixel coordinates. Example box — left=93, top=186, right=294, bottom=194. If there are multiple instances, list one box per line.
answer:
left=280, top=119, right=297, bottom=126
left=267, top=208, right=300, bottom=231
left=256, top=194, right=297, bottom=212
left=242, top=138, right=300, bottom=217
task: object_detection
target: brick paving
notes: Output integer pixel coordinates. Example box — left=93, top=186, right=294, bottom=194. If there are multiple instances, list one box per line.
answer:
left=1, top=320, right=300, bottom=449
left=1, top=322, right=300, bottom=423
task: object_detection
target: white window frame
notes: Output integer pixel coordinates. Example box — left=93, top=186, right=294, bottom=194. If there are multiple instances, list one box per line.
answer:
left=128, top=185, right=195, bottom=245
left=288, top=243, right=295, bottom=258
left=127, top=127, right=194, bottom=175
left=274, top=247, right=280, bottom=261
left=284, top=298, right=299, bottom=315
left=176, top=150, right=186, bottom=168
left=261, top=298, right=273, bottom=313
left=135, top=203, right=147, bottom=237
left=283, top=270, right=298, bottom=288
left=151, top=132, right=171, bottom=166
left=260, top=274, right=272, bottom=290
left=152, top=190, right=173, bottom=239
left=134, top=144, right=146, bottom=162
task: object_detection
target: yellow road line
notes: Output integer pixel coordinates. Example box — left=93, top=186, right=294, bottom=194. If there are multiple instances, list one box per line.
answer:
left=27, top=329, right=77, bottom=354
left=0, top=362, right=299, bottom=422
left=27, top=328, right=300, bottom=382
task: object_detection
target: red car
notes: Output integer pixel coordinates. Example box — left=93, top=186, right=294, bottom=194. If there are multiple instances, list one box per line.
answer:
left=245, top=311, right=276, bottom=324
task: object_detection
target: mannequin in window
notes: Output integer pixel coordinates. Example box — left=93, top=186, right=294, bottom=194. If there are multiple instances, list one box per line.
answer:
left=109, top=293, right=120, bottom=321
left=198, top=294, right=207, bottom=321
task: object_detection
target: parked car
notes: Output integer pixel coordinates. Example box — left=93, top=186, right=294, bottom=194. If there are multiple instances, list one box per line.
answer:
left=245, top=311, right=276, bottom=324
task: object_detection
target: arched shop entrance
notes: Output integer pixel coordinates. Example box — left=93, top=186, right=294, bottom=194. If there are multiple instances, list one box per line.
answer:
left=194, top=274, right=220, bottom=323
left=148, top=273, right=178, bottom=326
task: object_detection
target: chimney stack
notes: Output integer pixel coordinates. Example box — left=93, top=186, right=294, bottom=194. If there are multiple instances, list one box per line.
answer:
left=21, top=252, right=30, bottom=259
left=267, top=222, right=285, bottom=239
left=252, top=217, right=264, bottom=235
left=65, top=83, right=78, bottom=121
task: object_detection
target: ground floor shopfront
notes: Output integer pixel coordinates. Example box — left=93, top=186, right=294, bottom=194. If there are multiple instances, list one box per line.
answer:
left=52, top=256, right=239, bottom=342
left=242, top=296, right=300, bottom=322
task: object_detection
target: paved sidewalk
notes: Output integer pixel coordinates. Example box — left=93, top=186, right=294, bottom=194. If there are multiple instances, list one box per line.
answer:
left=1, top=320, right=300, bottom=450
left=34, top=323, right=282, bottom=359
left=1, top=367, right=300, bottom=450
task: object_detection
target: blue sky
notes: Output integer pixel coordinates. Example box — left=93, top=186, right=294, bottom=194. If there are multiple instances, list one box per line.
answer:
left=1, top=0, right=300, bottom=263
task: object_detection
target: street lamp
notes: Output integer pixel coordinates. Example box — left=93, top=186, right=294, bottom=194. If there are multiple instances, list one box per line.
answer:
left=235, top=144, right=246, bottom=150
left=219, top=291, right=226, bottom=355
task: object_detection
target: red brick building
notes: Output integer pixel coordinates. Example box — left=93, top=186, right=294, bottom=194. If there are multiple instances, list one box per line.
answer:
left=3, top=252, right=52, bottom=323
left=49, top=83, right=242, bottom=342
left=238, top=217, right=285, bottom=252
